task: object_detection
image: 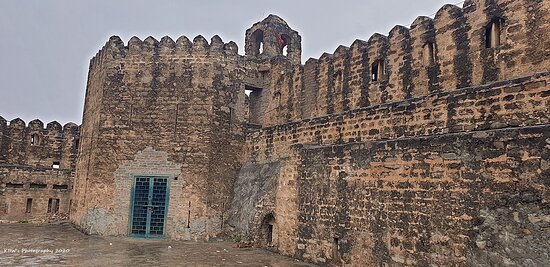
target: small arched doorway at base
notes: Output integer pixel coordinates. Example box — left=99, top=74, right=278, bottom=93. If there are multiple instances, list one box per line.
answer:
left=259, top=212, right=276, bottom=249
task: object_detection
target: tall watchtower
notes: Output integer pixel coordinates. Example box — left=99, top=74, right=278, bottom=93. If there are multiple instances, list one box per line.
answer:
left=245, top=15, right=301, bottom=64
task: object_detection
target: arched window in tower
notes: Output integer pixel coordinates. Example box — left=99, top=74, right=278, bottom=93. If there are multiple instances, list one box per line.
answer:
left=253, top=29, right=264, bottom=55
left=259, top=42, right=264, bottom=54
left=423, top=42, right=436, bottom=66
left=278, top=34, right=291, bottom=57
left=485, top=18, right=504, bottom=48
left=371, top=59, right=385, bottom=82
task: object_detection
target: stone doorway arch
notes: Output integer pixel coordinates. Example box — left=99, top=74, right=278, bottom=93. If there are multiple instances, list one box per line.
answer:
left=259, top=212, right=276, bottom=248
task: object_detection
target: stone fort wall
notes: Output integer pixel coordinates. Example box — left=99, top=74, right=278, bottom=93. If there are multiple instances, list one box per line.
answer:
left=229, top=0, right=550, bottom=266
left=1, top=0, right=548, bottom=265
left=0, top=117, right=79, bottom=221
left=238, top=72, right=550, bottom=266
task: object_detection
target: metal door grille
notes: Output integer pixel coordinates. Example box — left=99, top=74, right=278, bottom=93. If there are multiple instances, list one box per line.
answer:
left=130, top=176, right=169, bottom=237
left=150, top=177, right=167, bottom=235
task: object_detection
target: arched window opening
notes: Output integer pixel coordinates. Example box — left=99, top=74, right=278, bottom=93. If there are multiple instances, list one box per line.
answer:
left=334, top=70, right=344, bottom=96
left=26, top=198, right=33, bottom=213
left=423, top=42, right=436, bottom=66
left=30, top=134, right=40, bottom=146
left=278, top=34, right=291, bottom=57
left=259, top=42, right=264, bottom=54
left=486, top=18, right=504, bottom=48
left=371, top=60, right=385, bottom=82
left=245, top=85, right=263, bottom=125
left=253, top=30, right=264, bottom=56
left=274, top=92, right=282, bottom=108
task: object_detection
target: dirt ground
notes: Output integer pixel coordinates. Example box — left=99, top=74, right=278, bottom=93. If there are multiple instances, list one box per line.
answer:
left=0, top=223, right=316, bottom=267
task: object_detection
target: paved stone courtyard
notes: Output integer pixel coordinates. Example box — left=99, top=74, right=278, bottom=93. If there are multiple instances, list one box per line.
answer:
left=0, top=223, right=316, bottom=266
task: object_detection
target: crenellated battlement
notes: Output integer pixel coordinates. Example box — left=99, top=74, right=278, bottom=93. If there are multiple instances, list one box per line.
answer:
left=231, top=5, right=549, bottom=263
left=248, top=0, right=549, bottom=127
left=89, top=34, right=241, bottom=69
left=83, top=0, right=550, bottom=130
left=0, top=117, right=80, bottom=169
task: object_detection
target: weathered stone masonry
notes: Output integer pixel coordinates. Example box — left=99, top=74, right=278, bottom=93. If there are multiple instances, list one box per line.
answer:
left=229, top=0, right=550, bottom=266
left=294, top=125, right=550, bottom=266
left=1, top=0, right=549, bottom=266
left=70, top=34, right=246, bottom=239
left=0, top=117, right=79, bottom=221
left=237, top=72, right=550, bottom=266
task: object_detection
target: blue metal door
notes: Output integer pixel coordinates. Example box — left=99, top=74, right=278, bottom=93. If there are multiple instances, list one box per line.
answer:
left=130, top=176, right=169, bottom=237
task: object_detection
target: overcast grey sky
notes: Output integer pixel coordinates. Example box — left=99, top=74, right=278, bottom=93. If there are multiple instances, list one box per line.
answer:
left=0, top=0, right=456, bottom=125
